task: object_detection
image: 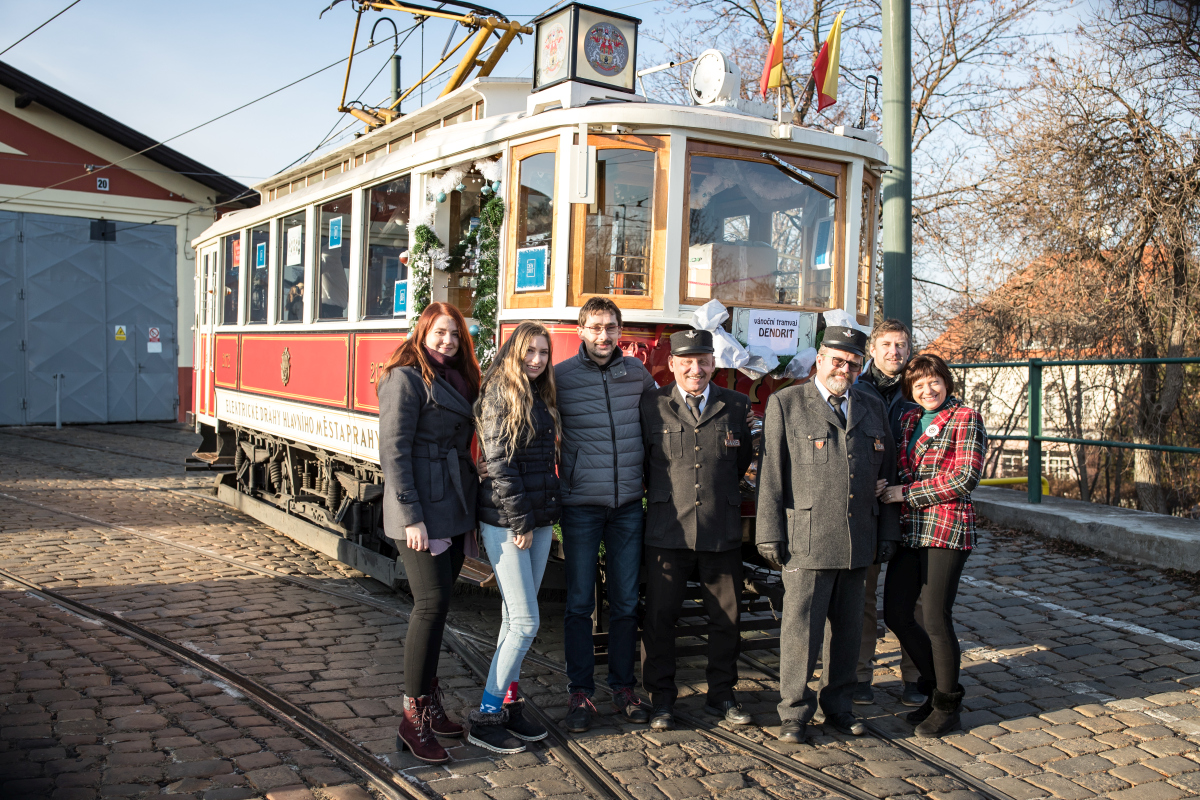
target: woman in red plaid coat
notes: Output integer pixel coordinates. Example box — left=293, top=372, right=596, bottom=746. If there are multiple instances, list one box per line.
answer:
left=880, top=353, right=986, bottom=739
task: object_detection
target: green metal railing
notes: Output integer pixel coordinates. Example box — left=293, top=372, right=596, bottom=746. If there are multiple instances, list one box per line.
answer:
left=948, top=357, right=1200, bottom=504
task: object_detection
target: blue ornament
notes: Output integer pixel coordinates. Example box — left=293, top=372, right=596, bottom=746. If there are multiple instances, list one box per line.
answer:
left=436, top=191, right=447, bottom=203
left=469, top=324, right=480, bottom=337
left=480, top=185, right=492, bottom=196
left=455, top=183, right=465, bottom=193
left=491, top=181, right=501, bottom=193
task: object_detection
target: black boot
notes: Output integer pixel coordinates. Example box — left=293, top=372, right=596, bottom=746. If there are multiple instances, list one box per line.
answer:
left=503, top=699, right=547, bottom=742
left=915, top=686, right=964, bottom=739
left=467, top=709, right=526, bottom=754
left=905, top=679, right=936, bottom=725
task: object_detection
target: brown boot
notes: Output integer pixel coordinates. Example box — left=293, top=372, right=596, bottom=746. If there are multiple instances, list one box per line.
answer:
left=398, top=695, right=449, bottom=763
left=429, top=677, right=464, bottom=738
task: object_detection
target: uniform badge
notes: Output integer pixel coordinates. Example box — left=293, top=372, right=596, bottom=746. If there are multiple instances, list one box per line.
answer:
left=725, top=430, right=740, bottom=447
left=874, top=438, right=884, bottom=451
left=814, top=440, right=825, bottom=450
left=925, top=424, right=940, bottom=438
left=685, top=330, right=697, bottom=338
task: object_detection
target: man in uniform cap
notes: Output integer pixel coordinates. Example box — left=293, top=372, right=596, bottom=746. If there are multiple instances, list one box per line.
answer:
left=756, top=326, right=901, bottom=742
left=640, top=329, right=754, bottom=730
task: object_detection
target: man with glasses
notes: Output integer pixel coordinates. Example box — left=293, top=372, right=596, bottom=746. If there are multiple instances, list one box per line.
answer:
left=555, top=297, right=656, bottom=732
left=756, top=326, right=901, bottom=742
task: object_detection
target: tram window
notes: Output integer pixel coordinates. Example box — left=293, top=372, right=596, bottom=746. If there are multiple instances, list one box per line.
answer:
left=278, top=212, right=305, bottom=322
left=317, top=195, right=352, bottom=321
left=856, top=178, right=879, bottom=323
left=248, top=224, right=269, bottom=323
left=516, top=152, right=555, bottom=269
left=581, top=149, right=654, bottom=297
left=364, top=176, right=410, bottom=319
left=446, top=169, right=487, bottom=317
left=200, top=252, right=210, bottom=325
left=221, top=233, right=240, bottom=325
left=685, top=155, right=839, bottom=308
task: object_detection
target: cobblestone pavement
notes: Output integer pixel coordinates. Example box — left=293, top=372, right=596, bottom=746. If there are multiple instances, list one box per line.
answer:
left=4, top=426, right=1200, bottom=800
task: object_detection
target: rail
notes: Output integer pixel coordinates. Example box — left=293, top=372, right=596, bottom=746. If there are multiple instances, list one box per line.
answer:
left=948, top=357, right=1200, bottom=504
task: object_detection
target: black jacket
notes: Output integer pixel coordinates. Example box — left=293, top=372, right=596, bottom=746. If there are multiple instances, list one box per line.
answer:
left=641, top=383, right=754, bottom=552
left=476, top=384, right=561, bottom=533
left=857, top=364, right=919, bottom=444
left=378, top=366, right=478, bottom=540
left=554, top=343, right=656, bottom=508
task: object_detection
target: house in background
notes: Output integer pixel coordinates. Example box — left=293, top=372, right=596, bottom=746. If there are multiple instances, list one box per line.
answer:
left=0, top=60, right=256, bottom=425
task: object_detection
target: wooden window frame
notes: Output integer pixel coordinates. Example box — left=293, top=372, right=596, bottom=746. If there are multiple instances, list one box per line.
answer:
left=680, top=140, right=847, bottom=313
left=856, top=171, right=880, bottom=326
left=506, top=137, right=560, bottom=310
left=569, top=133, right=669, bottom=311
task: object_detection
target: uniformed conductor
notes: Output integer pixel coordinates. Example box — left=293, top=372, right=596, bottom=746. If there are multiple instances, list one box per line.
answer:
left=755, top=326, right=901, bottom=742
left=641, top=330, right=754, bottom=731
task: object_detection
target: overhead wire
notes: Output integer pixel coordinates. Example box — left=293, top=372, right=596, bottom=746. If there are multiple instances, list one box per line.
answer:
left=0, top=31, right=408, bottom=209
left=0, top=0, right=85, bottom=58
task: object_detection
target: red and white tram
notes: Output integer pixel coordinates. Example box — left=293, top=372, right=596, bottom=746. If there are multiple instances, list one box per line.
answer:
left=188, top=1, right=888, bottom=585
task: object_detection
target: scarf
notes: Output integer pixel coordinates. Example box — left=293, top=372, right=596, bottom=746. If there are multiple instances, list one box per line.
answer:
left=424, top=346, right=476, bottom=403
left=867, top=361, right=903, bottom=404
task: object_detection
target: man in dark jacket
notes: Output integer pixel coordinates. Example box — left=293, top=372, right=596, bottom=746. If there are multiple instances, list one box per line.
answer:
left=756, top=326, right=901, bottom=743
left=851, top=319, right=924, bottom=708
left=640, top=330, right=754, bottom=731
left=555, top=297, right=656, bottom=732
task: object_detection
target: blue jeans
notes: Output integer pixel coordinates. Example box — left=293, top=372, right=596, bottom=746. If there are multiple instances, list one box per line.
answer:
left=479, top=522, right=555, bottom=699
left=560, top=500, right=644, bottom=695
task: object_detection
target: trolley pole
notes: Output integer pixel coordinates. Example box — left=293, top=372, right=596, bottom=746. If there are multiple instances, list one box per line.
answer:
left=881, top=0, right=912, bottom=328
left=391, top=55, right=402, bottom=110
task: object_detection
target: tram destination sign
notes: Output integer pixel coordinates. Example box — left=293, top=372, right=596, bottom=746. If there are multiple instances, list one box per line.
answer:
left=733, top=308, right=818, bottom=356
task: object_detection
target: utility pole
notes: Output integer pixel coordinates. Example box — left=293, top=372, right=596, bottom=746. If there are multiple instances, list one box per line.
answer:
left=881, top=0, right=912, bottom=328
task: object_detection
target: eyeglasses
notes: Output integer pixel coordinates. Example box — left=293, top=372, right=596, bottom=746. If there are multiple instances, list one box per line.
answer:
left=827, top=355, right=864, bottom=373
left=582, top=324, right=621, bottom=336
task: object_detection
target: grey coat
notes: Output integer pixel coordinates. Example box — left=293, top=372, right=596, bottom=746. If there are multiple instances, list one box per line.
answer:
left=554, top=343, right=656, bottom=508
left=642, top=383, right=754, bottom=552
left=755, top=379, right=900, bottom=570
left=377, top=366, right=478, bottom=540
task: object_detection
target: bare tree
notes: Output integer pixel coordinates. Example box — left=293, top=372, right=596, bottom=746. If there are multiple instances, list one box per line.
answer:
left=979, top=41, right=1200, bottom=512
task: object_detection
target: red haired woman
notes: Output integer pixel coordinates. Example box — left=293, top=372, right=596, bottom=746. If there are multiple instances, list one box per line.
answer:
left=881, top=353, right=986, bottom=739
left=378, top=302, right=481, bottom=763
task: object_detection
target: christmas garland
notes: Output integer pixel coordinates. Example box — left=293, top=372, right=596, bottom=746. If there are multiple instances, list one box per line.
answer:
left=470, top=194, right=502, bottom=368
left=407, top=224, right=445, bottom=318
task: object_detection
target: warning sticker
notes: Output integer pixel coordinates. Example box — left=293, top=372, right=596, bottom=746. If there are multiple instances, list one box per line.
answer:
left=114, top=325, right=127, bottom=342
left=147, top=326, right=162, bottom=354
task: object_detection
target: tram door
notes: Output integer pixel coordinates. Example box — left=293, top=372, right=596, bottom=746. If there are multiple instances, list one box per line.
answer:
left=196, top=246, right=218, bottom=417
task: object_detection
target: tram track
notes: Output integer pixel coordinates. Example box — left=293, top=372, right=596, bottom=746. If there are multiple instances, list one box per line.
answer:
left=0, top=433, right=1011, bottom=800
left=0, top=564, right=430, bottom=800
left=0, top=483, right=631, bottom=800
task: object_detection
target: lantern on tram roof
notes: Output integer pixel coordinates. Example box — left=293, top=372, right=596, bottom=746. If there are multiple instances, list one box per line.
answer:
left=532, top=3, right=640, bottom=94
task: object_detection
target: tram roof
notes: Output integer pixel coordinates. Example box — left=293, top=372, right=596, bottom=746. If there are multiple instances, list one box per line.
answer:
left=206, top=77, right=888, bottom=242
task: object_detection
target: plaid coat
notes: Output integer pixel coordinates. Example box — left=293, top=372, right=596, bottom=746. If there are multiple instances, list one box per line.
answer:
left=898, top=398, right=987, bottom=550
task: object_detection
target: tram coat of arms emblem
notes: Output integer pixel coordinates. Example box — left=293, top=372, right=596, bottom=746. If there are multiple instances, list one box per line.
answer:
left=584, top=23, right=629, bottom=76
left=281, top=347, right=291, bottom=386
left=539, top=23, right=567, bottom=84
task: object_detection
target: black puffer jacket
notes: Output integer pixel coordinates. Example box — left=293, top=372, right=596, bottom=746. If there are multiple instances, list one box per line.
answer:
left=476, top=384, right=561, bottom=533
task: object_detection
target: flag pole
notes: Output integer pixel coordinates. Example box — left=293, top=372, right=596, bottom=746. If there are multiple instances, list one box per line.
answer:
left=777, top=86, right=783, bottom=124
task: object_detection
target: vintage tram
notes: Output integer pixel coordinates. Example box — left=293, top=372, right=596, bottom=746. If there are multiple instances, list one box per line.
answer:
left=187, top=1, right=888, bottom=587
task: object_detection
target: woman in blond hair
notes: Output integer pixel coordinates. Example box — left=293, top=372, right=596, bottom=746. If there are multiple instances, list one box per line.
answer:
left=467, top=321, right=562, bottom=754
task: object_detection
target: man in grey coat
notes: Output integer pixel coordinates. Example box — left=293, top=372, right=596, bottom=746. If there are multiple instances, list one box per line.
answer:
left=756, top=326, right=901, bottom=742
left=556, top=297, right=656, bottom=732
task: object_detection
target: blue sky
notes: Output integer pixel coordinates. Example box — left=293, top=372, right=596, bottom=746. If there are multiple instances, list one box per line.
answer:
left=1, top=0, right=664, bottom=187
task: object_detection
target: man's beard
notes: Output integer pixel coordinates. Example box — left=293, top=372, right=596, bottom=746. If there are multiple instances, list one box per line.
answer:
left=824, top=374, right=851, bottom=395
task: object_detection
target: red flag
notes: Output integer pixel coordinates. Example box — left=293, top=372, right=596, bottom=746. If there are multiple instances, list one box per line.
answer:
left=759, top=0, right=784, bottom=98
left=811, top=10, right=845, bottom=111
